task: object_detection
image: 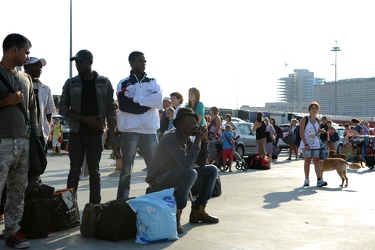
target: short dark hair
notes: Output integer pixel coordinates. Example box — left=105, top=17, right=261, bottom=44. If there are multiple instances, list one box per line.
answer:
left=170, top=92, right=184, bottom=104
left=128, top=51, right=144, bottom=63
left=225, top=113, right=232, bottom=121
left=2, top=33, right=31, bottom=53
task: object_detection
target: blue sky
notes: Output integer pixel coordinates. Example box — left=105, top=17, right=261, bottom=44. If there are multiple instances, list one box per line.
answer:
left=2, top=0, right=375, bottom=109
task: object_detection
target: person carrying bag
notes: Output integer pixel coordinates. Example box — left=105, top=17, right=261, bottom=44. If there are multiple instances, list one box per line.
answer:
left=0, top=73, right=47, bottom=176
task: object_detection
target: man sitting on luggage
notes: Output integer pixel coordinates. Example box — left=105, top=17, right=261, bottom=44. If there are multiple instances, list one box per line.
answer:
left=146, top=107, right=219, bottom=234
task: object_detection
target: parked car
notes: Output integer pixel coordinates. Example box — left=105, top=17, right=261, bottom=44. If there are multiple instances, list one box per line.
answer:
left=48, top=114, right=69, bottom=150
left=232, top=121, right=258, bottom=157
left=332, top=126, right=345, bottom=154
left=278, top=124, right=291, bottom=149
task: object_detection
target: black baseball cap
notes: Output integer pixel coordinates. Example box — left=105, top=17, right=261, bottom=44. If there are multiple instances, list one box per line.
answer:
left=70, top=50, right=93, bottom=62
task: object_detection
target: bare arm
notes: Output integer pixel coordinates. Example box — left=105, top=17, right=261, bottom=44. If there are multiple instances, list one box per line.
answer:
left=0, top=91, right=23, bottom=108
left=299, top=117, right=308, bottom=146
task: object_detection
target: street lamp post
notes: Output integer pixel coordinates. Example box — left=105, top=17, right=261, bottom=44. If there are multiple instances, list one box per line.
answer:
left=69, top=0, right=73, bottom=78
left=331, top=41, right=341, bottom=115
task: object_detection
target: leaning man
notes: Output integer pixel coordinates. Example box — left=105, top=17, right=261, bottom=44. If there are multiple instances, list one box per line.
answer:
left=146, top=107, right=219, bottom=234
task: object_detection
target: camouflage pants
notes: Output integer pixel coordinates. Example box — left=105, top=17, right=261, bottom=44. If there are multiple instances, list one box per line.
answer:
left=0, top=139, right=29, bottom=238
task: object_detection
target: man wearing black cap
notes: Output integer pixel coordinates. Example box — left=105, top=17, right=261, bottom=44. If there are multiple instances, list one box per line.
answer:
left=59, top=49, right=116, bottom=204
left=146, top=107, right=219, bottom=234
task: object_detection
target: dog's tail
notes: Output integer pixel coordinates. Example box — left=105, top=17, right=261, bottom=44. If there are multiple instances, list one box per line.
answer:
left=348, top=162, right=362, bottom=170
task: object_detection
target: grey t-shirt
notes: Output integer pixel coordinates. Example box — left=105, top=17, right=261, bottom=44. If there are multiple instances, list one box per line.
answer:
left=0, top=68, right=37, bottom=139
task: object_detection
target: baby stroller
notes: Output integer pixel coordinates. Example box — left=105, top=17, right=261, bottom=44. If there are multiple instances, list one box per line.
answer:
left=207, top=133, right=224, bottom=171
left=208, top=132, right=245, bottom=172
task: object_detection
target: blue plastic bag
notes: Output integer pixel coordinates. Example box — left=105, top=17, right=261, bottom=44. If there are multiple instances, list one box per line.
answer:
left=126, top=188, right=179, bottom=244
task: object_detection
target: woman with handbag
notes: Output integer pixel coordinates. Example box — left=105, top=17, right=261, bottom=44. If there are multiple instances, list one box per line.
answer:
left=299, top=101, right=328, bottom=187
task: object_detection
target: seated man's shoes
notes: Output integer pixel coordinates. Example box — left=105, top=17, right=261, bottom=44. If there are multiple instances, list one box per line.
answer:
left=176, top=209, right=184, bottom=234
left=189, top=204, right=219, bottom=224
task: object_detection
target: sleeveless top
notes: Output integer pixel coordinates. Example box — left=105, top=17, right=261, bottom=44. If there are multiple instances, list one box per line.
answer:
left=256, top=121, right=266, bottom=140
left=300, top=117, right=320, bottom=149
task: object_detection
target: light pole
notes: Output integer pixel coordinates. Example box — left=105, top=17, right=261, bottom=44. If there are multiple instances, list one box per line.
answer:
left=331, top=41, right=341, bottom=115
left=69, top=0, right=73, bottom=78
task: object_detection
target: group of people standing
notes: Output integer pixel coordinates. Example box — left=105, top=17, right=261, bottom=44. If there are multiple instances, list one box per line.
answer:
left=0, top=33, right=220, bottom=248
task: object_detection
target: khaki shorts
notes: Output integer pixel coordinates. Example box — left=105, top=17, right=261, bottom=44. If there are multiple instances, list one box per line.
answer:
left=256, top=137, right=267, bottom=156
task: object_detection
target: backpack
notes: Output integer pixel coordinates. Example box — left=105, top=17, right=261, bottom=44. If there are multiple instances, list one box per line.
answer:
left=292, top=116, right=308, bottom=146
left=277, top=126, right=284, bottom=138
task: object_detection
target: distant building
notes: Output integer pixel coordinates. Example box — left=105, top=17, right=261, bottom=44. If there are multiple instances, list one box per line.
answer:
left=314, top=78, right=375, bottom=116
left=277, top=69, right=323, bottom=112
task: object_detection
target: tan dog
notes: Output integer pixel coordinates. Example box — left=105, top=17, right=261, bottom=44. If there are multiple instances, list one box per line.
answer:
left=328, top=150, right=347, bottom=160
left=321, top=158, right=361, bottom=187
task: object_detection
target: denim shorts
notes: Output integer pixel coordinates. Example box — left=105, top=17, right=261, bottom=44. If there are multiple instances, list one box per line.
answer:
left=302, top=148, right=320, bottom=158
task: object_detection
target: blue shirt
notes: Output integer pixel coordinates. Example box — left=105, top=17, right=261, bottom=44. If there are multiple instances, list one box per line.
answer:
left=222, top=131, right=234, bottom=149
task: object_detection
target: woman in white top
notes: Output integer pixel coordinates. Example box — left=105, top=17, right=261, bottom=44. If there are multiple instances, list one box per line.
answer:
left=299, top=101, right=328, bottom=187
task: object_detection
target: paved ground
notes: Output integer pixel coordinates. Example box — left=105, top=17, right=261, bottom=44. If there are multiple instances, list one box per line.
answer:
left=1, top=149, right=375, bottom=250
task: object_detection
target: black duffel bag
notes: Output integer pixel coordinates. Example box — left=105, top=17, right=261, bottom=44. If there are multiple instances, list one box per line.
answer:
left=19, top=184, right=55, bottom=239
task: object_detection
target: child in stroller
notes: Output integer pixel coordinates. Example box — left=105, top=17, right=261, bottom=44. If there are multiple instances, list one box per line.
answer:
left=207, top=132, right=245, bottom=172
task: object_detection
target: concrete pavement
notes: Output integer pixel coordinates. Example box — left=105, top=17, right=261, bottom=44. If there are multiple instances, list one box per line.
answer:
left=1, top=149, right=375, bottom=249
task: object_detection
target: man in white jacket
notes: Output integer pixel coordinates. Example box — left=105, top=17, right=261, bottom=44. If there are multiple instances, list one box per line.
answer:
left=116, top=51, right=162, bottom=199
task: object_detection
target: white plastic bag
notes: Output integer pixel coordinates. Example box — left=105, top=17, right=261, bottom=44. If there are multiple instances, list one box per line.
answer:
left=126, top=188, right=179, bottom=244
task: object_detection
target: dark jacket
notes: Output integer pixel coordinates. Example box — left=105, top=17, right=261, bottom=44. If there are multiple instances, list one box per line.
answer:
left=146, top=131, right=201, bottom=184
left=58, top=71, right=116, bottom=133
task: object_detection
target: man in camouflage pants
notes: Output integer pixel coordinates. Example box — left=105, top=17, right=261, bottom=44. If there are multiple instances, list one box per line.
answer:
left=0, top=33, right=36, bottom=249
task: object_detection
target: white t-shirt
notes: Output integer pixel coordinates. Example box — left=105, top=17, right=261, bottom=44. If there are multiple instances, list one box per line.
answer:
left=300, top=118, right=320, bottom=149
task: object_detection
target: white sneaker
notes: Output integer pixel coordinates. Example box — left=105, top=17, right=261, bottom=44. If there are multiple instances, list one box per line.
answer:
left=317, top=179, right=328, bottom=187
left=303, top=179, right=310, bottom=186
left=80, top=175, right=89, bottom=180
left=109, top=169, right=121, bottom=177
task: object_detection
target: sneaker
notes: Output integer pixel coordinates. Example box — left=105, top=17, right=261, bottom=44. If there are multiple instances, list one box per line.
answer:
left=141, top=168, right=148, bottom=172
left=303, top=179, right=310, bottom=186
left=286, top=157, right=291, bottom=160
left=317, top=179, right=328, bottom=187
left=5, top=232, right=30, bottom=249
left=79, top=175, right=89, bottom=180
left=109, top=169, right=121, bottom=177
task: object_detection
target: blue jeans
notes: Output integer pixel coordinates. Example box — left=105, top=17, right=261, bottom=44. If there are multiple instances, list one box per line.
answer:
left=67, top=133, right=103, bottom=204
left=151, top=168, right=198, bottom=210
left=193, top=165, right=218, bottom=206
left=117, top=132, right=158, bottom=199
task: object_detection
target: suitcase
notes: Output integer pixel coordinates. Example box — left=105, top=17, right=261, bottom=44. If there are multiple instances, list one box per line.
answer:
left=245, top=154, right=270, bottom=170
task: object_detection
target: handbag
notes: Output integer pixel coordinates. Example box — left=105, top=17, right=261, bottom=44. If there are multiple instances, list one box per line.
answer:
left=0, top=73, right=47, bottom=176
left=311, top=120, right=328, bottom=160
